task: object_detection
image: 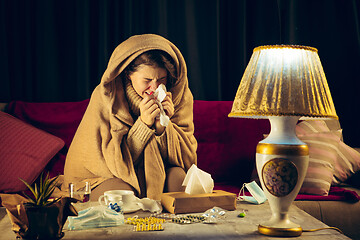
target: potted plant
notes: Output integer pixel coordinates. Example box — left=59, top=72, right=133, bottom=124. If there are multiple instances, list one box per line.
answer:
left=19, top=173, right=65, bottom=240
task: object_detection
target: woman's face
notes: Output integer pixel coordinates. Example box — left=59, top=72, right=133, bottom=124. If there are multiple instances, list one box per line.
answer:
left=129, top=65, right=168, bottom=98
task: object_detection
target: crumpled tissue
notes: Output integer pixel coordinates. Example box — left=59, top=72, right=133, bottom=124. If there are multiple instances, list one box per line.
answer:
left=153, top=84, right=170, bottom=127
left=136, top=197, right=162, bottom=214
left=182, top=164, right=214, bottom=194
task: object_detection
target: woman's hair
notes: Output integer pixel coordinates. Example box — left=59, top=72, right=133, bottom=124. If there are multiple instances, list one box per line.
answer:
left=123, top=50, right=177, bottom=89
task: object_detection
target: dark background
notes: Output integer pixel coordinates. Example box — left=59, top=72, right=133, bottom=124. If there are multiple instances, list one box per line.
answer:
left=1, top=0, right=360, bottom=146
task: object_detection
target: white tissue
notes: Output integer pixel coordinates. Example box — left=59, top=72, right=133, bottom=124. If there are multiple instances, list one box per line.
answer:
left=182, top=164, right=214, bottom=194
left=153, top=84, right=170, bottom=127
left=154, top=84, right=167, bottom=102
left=136, top=198, right=163, bottom=214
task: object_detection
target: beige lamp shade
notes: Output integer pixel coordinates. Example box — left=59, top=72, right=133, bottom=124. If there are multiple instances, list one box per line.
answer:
left=229, top=45, right=338, bottom=120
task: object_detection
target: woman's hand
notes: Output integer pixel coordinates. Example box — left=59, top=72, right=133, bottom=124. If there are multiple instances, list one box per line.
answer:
left=139, top=95, right=160, bottom=127
left=140, top=91, right=174, bottom=135
left=154, top=91, right=173, bottom=135
left=161, top=92, right=174, bottom=119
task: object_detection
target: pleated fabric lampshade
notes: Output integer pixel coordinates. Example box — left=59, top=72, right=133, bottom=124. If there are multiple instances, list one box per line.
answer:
left=229, top=45, right=337, bottom=120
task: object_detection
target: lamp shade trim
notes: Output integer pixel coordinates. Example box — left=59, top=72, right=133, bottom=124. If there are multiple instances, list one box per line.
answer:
left=228, top=112, right=338, bottom=120
left=254, top=45, right=317, bottom=53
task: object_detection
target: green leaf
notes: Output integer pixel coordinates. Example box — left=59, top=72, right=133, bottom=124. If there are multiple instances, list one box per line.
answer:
left=34, top=184, right=39, bottom=199
left=39, top=172, right=44, bottom=194
left=22, top=192, right=36, bottom=204
left=19, top=178, right=36, bottom=198
left=19, top=173, right=60, bottom=206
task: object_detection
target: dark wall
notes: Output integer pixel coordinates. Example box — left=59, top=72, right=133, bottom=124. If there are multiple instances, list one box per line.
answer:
left=1, top=0, right=360, bottom=146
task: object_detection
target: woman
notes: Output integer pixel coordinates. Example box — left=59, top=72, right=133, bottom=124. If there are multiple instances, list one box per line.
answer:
left=63, top=34, right=197, bottom=201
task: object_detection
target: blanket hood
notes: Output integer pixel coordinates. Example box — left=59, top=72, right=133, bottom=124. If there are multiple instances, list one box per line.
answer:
left=100, top=34, right=189, bottom=110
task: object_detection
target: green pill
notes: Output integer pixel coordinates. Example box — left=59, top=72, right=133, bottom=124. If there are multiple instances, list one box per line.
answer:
left=238, top=212, right=246, bottom=218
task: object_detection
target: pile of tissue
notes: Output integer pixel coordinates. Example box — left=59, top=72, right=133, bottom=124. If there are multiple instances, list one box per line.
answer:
left=182, top=164, right=214, bottom=194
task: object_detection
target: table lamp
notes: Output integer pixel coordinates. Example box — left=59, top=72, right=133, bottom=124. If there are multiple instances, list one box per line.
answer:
left=228, top=45, right=338, bottom=237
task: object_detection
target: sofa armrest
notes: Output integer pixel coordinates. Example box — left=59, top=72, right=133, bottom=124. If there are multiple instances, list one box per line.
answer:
left=294, top=194, right=360, bottom=239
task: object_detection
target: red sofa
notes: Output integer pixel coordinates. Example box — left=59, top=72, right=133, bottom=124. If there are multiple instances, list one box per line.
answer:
left=1, top=100, right=360, bottom=239
left=1, top=100, right=272, bottom=190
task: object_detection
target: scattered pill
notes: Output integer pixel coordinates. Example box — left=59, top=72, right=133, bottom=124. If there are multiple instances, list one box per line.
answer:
left=238, top=212, right=246, bottom=218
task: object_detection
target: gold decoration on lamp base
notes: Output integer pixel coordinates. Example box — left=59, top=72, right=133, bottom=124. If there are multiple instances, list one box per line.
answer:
left=258, top=225, right=303, bottom=237
left=256, top=136, right=309, bottom=237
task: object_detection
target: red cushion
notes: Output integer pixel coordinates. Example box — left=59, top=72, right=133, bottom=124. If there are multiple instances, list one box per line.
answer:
left=193, top=101, right=270, bottom=187
left=0, top=111, right=64, bottom=193
left=6, top=100, right=89, bottom=178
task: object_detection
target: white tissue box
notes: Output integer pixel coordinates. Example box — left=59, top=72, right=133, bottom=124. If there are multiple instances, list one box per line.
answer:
left=161, top=190, right=236, bottom=214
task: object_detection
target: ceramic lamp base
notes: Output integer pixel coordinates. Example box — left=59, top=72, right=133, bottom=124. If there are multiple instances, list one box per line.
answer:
left=256, top=149, right=308, bottom=237
left=256, top=116, right=309, bottom=237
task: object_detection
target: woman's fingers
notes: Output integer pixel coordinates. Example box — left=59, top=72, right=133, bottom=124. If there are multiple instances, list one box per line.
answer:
left=161, top=93, right=174, bottom=118
left=139, top=96, right=160, bottom=126
left=139, top=92, right=174, bottom=127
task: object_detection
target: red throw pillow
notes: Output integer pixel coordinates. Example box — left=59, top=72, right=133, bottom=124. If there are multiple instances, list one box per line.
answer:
left=0, top=111, right=64, bottom=193
left=5, top=99, right=90, bottom=178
